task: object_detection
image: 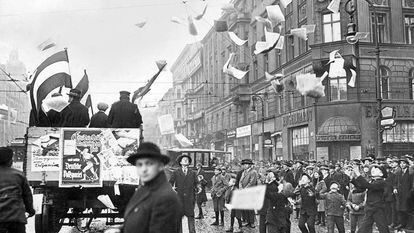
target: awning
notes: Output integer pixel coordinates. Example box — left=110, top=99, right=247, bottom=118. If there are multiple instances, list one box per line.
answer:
left=271, top=131, right=282, bottom=137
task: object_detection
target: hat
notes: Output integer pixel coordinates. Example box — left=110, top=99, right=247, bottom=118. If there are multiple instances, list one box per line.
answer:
left=120, top=91, right=131, bottom=96
left=301, top=173, right=312, bottom=181
left=305, top=165, right=315, bottom=171
left=403, top=155, right=413, bottom=160
left=126, top=142, right=170, bottom=165
left=361, top=157, right=374, bottom=163
left=241, top=159, right=253, bottom=165
left=371, top=164, right=388, bottom=178
left=177, top=154, right=192, bottom=165
left=0, top=147, right=13, bottom=165
left=329, top=181, right=341, bottom=189
left=68, top=89, right=82, bottom=98
left=97, top=102, right=109, bottom=111
left=320, top=165, right=329, bottom=171
left=399, top=158, right=409, bottom=164
left=51, top=93, right=62, bottom=97
left=282, top=161, right=292, bottom=167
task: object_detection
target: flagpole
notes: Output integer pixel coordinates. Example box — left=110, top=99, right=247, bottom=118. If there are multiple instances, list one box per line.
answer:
left=90, top=95, right=94, bottom=115
left=59, top=47, right=72, bottom=93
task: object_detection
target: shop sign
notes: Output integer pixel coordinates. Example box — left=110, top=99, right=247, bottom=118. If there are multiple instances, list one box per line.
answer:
left=264, top=139, right=273, bottom=148
left=236, top=125, right=252, bottom=138
left=283, top=109, right=313, bottom=127
left=316, top=134, right=361, bottom=142
left=365, top=104, right=414, bottom=119
left=227, top=129, right=236, bottom=139
left=317, top=147, right=328, bottom=161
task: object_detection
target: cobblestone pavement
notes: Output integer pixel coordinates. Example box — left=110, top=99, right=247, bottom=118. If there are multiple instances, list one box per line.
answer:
left=27, top=199, right=414, bottom=233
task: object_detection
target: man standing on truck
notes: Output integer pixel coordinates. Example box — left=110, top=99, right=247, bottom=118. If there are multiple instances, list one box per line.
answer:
left=59, top=89, right=90, bottom=127
left=108, top=91, right=143, bottom=128
left=0, top=147, right=35, bottom=233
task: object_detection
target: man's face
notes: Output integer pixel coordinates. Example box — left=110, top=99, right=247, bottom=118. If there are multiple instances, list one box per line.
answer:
left=135, top=158, right=164, bottom=183
left=321, top=169, right=328, bottom=177
left=371, top=167, right=383, bottom=177
left=329, top=168, right=335, bottom=175
left=391, top=161, right=398, bottom=168
left=243, top=164, right=250, bottom=170
left=400, top=161, right=408, bottom=169
left=214, top=168, right=220, bottom=175
left=386, top=158, right=393, bottom=166
left=335, top=166, right=341, bottom=172
left=180, top=157, right=189, bottom=167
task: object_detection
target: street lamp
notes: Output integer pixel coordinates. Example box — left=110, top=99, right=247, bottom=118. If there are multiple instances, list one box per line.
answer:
left=345, top=0, right=383, bottom=158
left=251, top=95, right=265, bottom=161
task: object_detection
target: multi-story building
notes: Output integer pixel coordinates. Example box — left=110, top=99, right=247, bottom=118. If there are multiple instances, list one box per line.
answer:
left=159, top=0, right=414, bottom=162
left=0, top=50, right=30, bottom=145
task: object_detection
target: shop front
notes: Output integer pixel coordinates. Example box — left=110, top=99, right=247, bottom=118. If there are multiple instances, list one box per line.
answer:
left=226, top=129, right=236, bottom=160
left=271, top=132, right=283, bottom=161
left=235, top=124, right=252, bottom=160
left=316, top=116, right=361, bottom=162
left=213, top=131, right=226, bottom=151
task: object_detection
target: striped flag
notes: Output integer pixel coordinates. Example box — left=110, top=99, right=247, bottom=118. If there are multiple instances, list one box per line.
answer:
left=29, top=50, right=72, bottom=123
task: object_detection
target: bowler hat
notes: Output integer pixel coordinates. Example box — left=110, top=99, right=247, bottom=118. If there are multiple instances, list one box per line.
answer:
left=241, top=159, right=253, bottom=165
left=177, top=154, right=192, bottom=165
left=126, top=142, right=170, bottom=165
left=68, top=89, right=82, bottom=98
left=0, top=147, right=13, bottom=165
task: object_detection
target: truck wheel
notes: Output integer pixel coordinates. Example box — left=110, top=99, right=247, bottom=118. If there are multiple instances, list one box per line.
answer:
left=34, top=205, right=63, bottom=233
left=34, top=214, right=43, bottom=233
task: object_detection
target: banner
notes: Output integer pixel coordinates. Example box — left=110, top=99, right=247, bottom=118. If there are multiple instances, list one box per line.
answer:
left=31, top=133, right=61, bottom=172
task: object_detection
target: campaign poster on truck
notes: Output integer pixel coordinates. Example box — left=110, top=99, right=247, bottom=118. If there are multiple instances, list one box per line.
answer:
left=60, top=129, right=103, bottom=187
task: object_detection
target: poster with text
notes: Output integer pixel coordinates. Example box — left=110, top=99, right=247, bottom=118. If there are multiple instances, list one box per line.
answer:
left=60, top=129, right=103, bottom=187
left=31, top=133, right=61, bottom=171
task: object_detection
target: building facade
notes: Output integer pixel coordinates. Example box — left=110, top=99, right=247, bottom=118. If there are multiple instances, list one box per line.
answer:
left=158, top=0, right=414, bottom=162
left=0, top=50, right=30, bottom=145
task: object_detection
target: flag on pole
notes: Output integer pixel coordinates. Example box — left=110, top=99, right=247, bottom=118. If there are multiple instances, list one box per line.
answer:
left=29, top=50, right=72, bottom=123
left=132, top=61, right=167, bottom=103
left=75, top=70, right=89, bottom=99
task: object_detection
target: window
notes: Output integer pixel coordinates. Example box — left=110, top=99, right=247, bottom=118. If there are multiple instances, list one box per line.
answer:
left=263, top=53, right=269, bottom=73
left=287, top=36, right=295, bottom=61
left=176, top=88, right=181, bottom=99
left=291, top=126, right=309, bottom=160
left=278, top=95, right=284, bottom=114
left=410, top=70, right=414, bottom=99
left=323, top=13, right=341, bottom=42
left=330, top=77, right=347, bottom=101
left=177, top=107, right=181, bottom=119
left=380, top=67, right=390, bottom=99
left=373, top=0, right=388, bottom=6
left=221, top=112, right=225, bottom=130
left=253, top=60, right=258, bottom=81
left=371, top=12, right=389, bottom=43
left=288, top=92, right=294, bottom=111
left=298, top=0, right=307, bottom=23
left=383, top=122, right=414, bottom=143
left=404, top=0, right=414, bottom=8
left=405, top=15, right=414, bottom=44
left=298, top=22, right=309, bottom=54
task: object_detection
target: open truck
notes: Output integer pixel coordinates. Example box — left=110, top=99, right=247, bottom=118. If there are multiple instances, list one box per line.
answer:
left=21, top=127, right=142, bottom=233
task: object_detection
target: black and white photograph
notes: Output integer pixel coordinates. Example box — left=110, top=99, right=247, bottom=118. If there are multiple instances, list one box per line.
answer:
left=1, top=0, right=414, bottom=232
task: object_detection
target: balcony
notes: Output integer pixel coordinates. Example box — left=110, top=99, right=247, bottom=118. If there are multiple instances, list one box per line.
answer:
left=230, top=83, right=251, bottom=102
left=228, top=12, right=251, bottom=29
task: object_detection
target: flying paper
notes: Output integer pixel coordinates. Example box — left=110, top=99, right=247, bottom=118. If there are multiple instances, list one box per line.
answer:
left=327, top=0, right=341, bottom=13
left=188, top=16, right=198, bottom=36
left=291, top=28, right=308, bottom=40
left=228, top=31, right=247, bottom=46
left=301, top=24, right=316, bottom=34
left=97, top=195, right=116, bottom=209
left=42, top=95, right=69, bottom=113
left=328, top=50, right=341, bottom=63
left=223, top=53, right=248, bottom=80
left=270, top=79, right=284, bottom=93
left=329, top=58, right=347, bottom=78
left=194, top=4, right=208, bottom=20
left=158, top=114, right=175, bottom=135
left=171, top=16, right=185, bottom=25
left=255, top=16, right=273, bottom=30
left=296, top=73, right=325, bottom=98
left=37, top=39, right=56, bottom=51
left=266, top=5, right=285, bottom=24
left=348, top=68, right=357, bottom=87
left=135, top=19, right=147, bottom=28
left=355, top=32, right=369, bottom=40
left=254, top=30, right=280, bottom=55
left=229, top=185, right=267, bottom=210
left=265, top=72, right=283, bottom=81
left=320, top=71, right=329, bottom=82
left=33, top=194, right=44, bottom=214
left=279, top=0, right=292, bottom=8
left=215, top=20, right=228, bottom=32
left=275, top=35, right=284, bottom=50
left=175, top=133, right=193, bottom=147
left=156, top=60, right=167, bottom=70
left=221, top=3, right=237, bottom=13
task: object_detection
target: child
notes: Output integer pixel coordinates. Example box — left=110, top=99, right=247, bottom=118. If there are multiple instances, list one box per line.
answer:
left=349, top=164, right=389, bottom=233
left=294, top=173, right=317, bottom=233
left=318, top=181, right=346, bottom=233
left=211, top=167, right=227, bottom=226
left=195, top=174, right=208, bottom=219
left=346, top=187, right=366, bottom=233
left=225, top=177, right=243, bottom=233
left=313, top=171, right=327, bottom=226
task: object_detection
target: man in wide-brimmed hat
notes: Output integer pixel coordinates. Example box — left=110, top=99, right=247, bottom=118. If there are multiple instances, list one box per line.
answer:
left=59, top=89, right=90, bottom=127
left=0, top=147, right=35, bottom=233
left=121, top=142, right=182, bottom=233
left=238, top=158, right=258, bottom=228
left=169, top=153, right=197, bottom=233
left=108, top=91, right=143, bottom=128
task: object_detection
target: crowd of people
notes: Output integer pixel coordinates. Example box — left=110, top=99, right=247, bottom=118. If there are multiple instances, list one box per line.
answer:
left=191, top=154, right=414, bottom=233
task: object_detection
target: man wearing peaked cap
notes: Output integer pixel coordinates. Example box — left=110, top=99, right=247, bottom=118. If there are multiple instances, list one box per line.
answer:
left=123, top=142, right=182, bottom=233
left=0, top=147, right=35, bottom=233
left=169, top=152, right=197, bottom=233
left=108, top=90, right=143, bottom=128
left=59, top=88, right=90, bottom=127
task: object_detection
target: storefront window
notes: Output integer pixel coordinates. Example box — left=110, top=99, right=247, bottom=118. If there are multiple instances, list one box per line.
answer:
left=383, top=122, right=414, bottom=143
left=291, top=126, right=309, bottom=160
left=275, top=136, right=283, bottom=160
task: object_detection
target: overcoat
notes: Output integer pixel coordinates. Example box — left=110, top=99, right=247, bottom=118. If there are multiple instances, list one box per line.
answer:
left=89, top=111, right=109, bottom=128
left=294, top=185, right=317, bottom=216
left=59, top=99, right=90, bottom=127
left=266, top=181, right=290, bottom=228
left=396, top=168, right=413, bottom=211
left=123, top=172, right=182, bottom=233
left=108, top=100, right=143, bottom=128
left=0, top=166, right=35, bottom=224
left=169, top=168, right=197, bottom=217
left=239, top=168, right=258, bottom=189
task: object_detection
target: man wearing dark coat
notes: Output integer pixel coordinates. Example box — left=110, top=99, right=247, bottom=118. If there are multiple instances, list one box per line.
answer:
left=59, top=89, right=90, bottom=127
left=293, top=161, right=304, bottom=188
left=89, top=102, right=109, bottom=128
left=265, top=173, right=290, bottom=233
left=108, top=91, right=143, bottom=128
left=0, top=147, right=35, bottom=233
left=395, top=158, right=413, bottom=229
left=121, top=142, right=182, bottom=233
left=169, top=154, right=197, bottom=233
